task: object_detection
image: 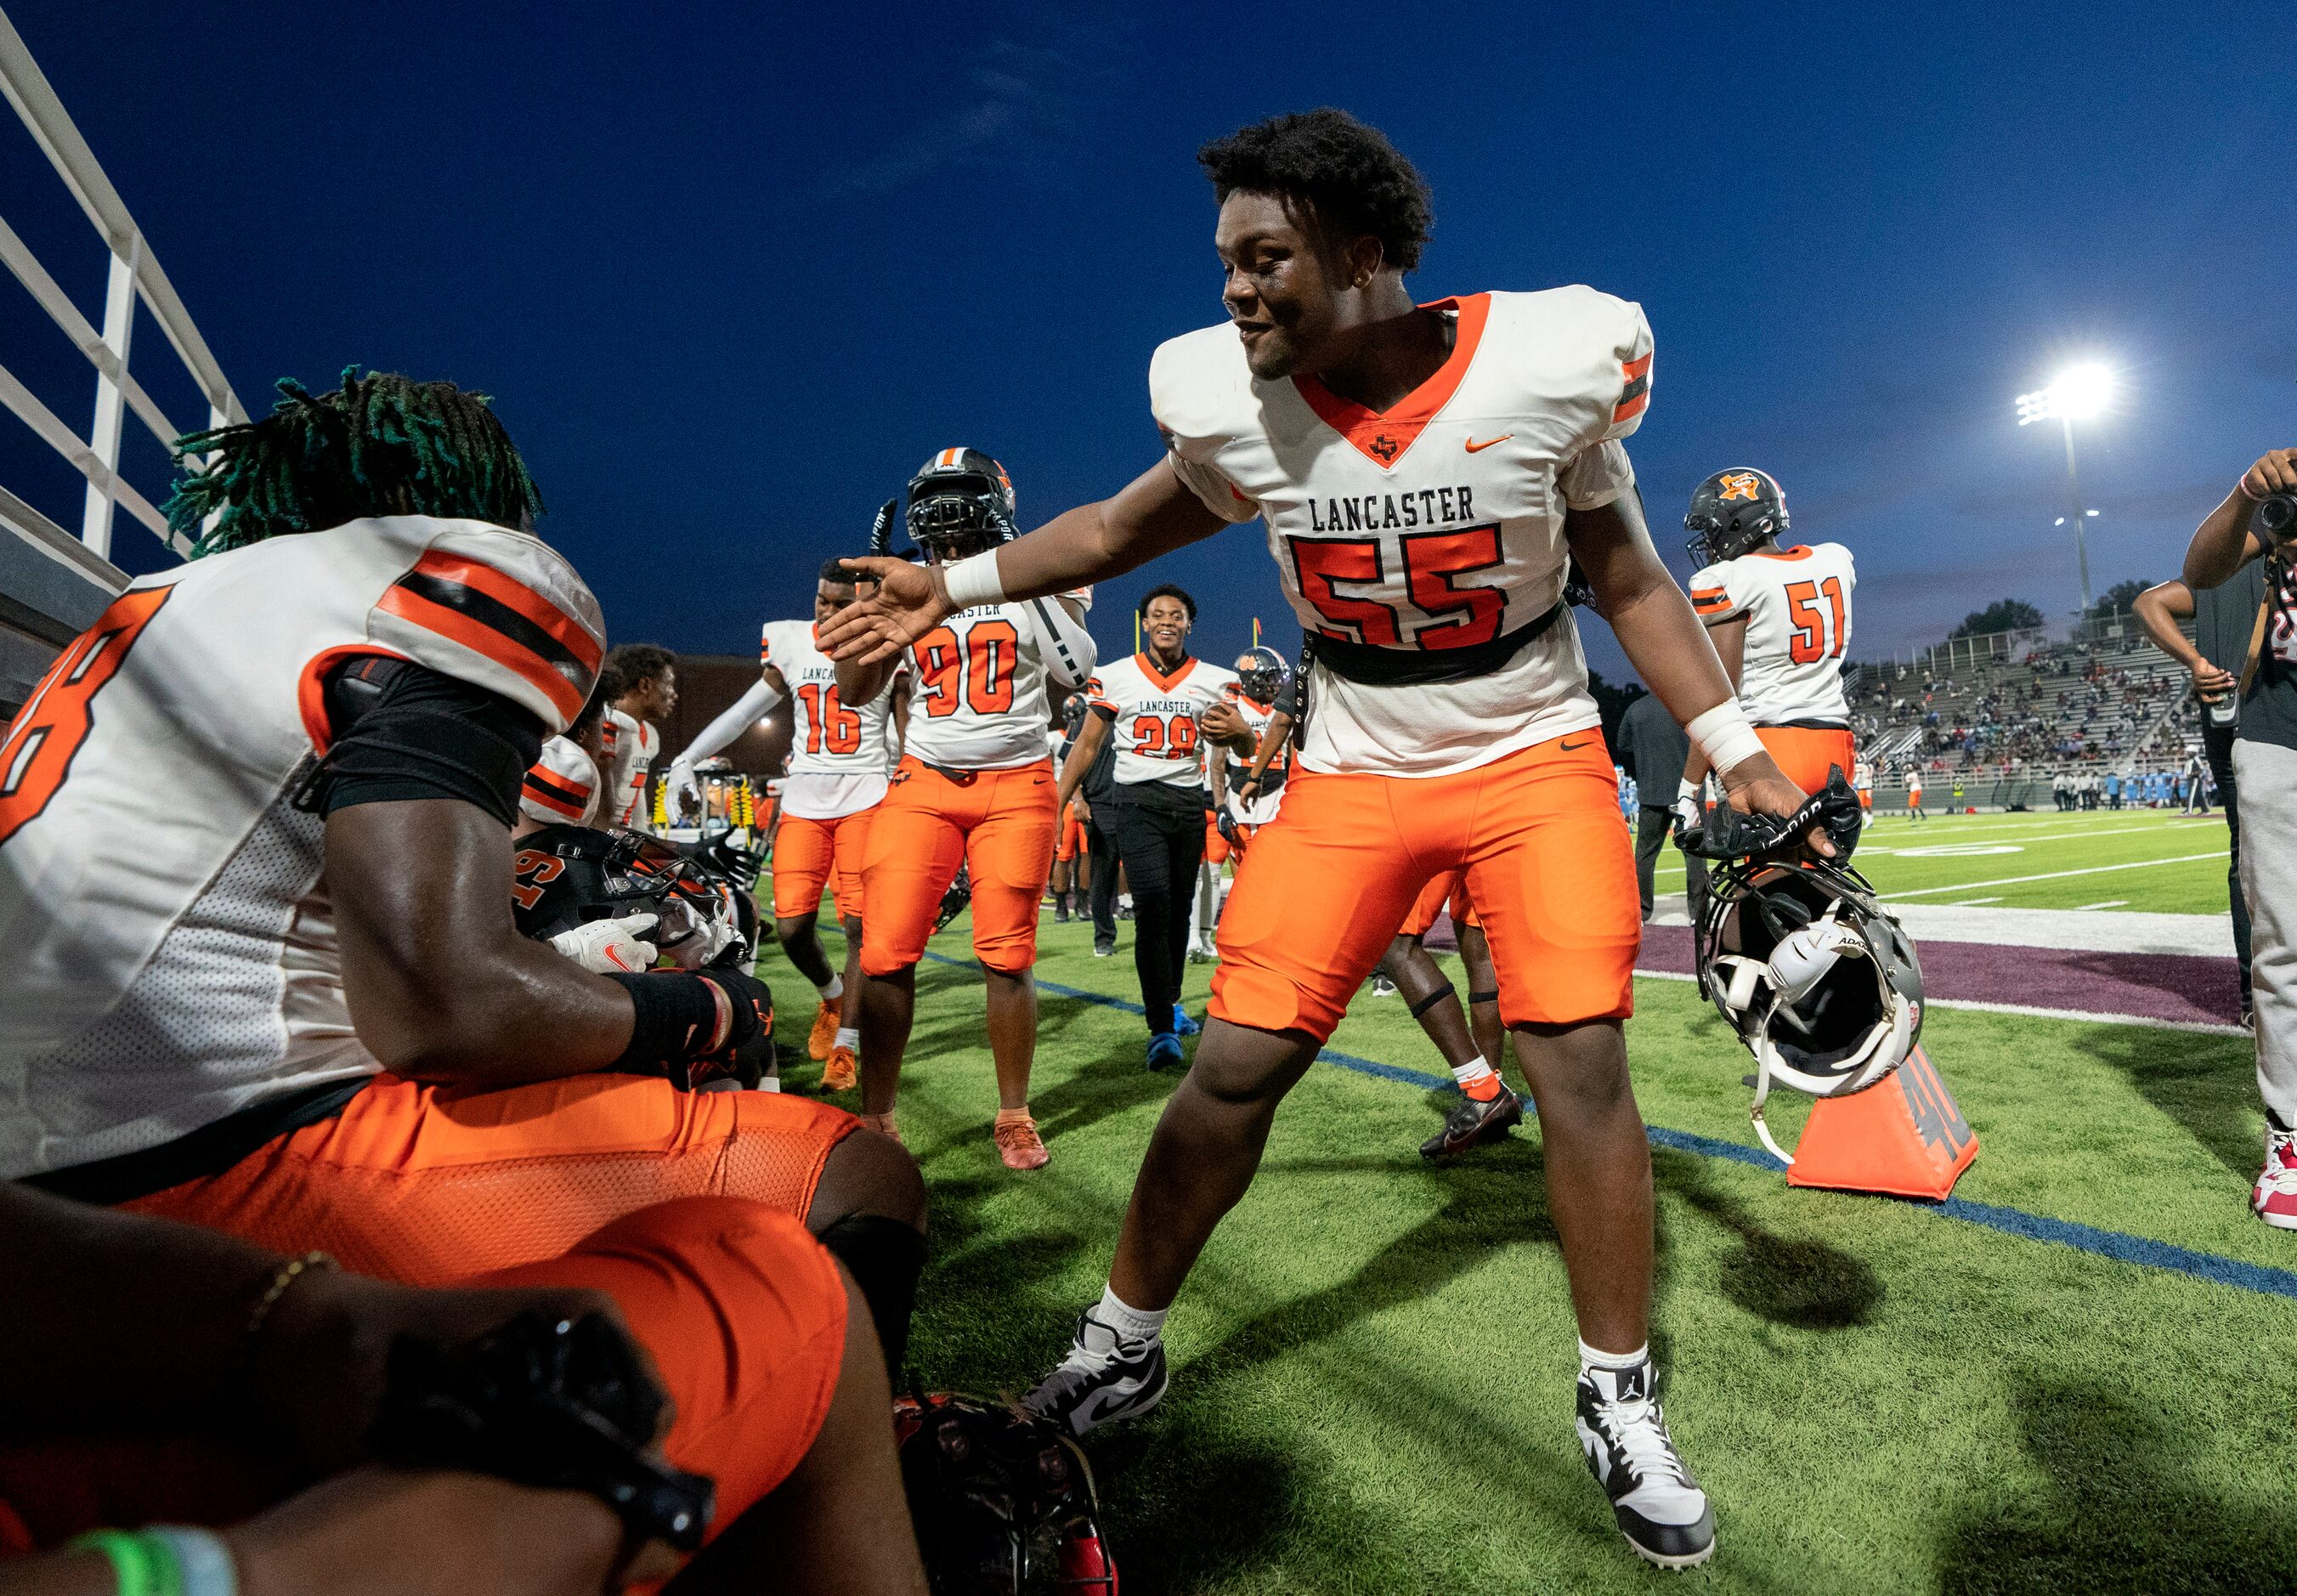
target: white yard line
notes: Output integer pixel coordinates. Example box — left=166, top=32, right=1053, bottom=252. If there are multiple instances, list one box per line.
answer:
left=1948, top=897, right=2004, bottom=906
left=2071, top=900, right=2130, bottom=911
left=1633, top=967, right=2246, bottom=1037
left=1878, top=852, right=2228, bottom=900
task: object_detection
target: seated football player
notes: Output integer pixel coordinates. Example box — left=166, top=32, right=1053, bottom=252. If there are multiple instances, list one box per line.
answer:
left=668, top=560, right=898, bottom=1092
left=0, top=1180, right=928, bottom=1593
left=0, top=371, right=926, bottom=1389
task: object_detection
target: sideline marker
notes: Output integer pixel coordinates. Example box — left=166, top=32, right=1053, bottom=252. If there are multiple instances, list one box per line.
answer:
left=1785, top=1045, right=1980, bottom=1200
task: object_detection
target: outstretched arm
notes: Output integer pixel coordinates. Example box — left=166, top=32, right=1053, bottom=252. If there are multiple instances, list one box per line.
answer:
left=1566, top=494, right=1831, bottom=855
left=823, top=461, right=1227, bottom=665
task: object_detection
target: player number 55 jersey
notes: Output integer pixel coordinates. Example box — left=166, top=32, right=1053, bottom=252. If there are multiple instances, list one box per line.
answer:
left=1689, top=541, right=1856, bottom=726
left=1151, top=286, right=1651, bottom=778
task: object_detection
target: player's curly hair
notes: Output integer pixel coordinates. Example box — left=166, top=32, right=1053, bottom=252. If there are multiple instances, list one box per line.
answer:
left=1197, top=109, right=1434, bottom=272
left=163, top=368, right=541, bottom=558
left=606, top=643, right=676, bottom=692
left=1140, top=582, right=1197, bottom=623
left=819, top=557, right=862, bottom=586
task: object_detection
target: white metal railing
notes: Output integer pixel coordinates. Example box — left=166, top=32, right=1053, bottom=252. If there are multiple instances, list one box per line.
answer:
left=0, top=5, right=245, bottom=563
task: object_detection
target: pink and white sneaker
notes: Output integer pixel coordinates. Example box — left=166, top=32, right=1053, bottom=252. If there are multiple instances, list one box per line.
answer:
left=2255, top=1129, right=2297, bottom=1230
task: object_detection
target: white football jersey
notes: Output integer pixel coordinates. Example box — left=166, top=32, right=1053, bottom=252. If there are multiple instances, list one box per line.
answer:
left=762, top=620, right=896, bottom=819
left=1090, top=653, right=1239, bottom=790
left=604, top=709, right=659, bottom=830
left=1153, top=287, right=1650, bottom=778
left=885, top=599, right=1083, bottom=771
left=521, top=734, right=603, bottom=826
left=0, top=517, right=603, bottom=1180
left=1221, top=686, right=1289, bottom=827
left=1689, top=541, right=1855, bottom=726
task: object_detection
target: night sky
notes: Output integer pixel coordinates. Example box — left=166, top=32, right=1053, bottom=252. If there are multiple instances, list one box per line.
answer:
left=5, top=1, right=2293, bottom=684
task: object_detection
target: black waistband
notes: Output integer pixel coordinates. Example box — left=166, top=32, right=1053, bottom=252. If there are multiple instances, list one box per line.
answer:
left=1754, top=718, right=1852, bottom=733
left=1311, top=600, right=1565, bottom=687
left=20, top=1078, right=369, bottom=1207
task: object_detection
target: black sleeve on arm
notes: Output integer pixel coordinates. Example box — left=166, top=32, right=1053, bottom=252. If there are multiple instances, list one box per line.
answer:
left=304, top=655, right=546, bottom=826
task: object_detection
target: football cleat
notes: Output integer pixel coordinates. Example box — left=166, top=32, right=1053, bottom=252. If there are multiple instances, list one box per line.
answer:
left=806, top=999, right=840, bottom=1062
left=1419, top=1088, right=1524, bottom=1158
left=1055, top=901, right=1072, bottom=924
left=2255, top=1129, right=2297, bottom=1230
left=819, top=1045, right=857, bottom=1094
left=1187, top=939, right=1218, bottom=965
left=1172, top=1011, right=1202, bottom=1038
left=1146, top=1032, right=1184, bottom=1072
left=994, top=1112, right=1049, bottom=1171
left=1576, top=1358, right=1716, bottom=1570
left=1024, top=1310, right=1170, bottom=1438
left=1369, top=971, right=1399, bottom=997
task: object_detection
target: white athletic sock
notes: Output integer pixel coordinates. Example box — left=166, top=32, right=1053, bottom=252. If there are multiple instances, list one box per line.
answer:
left=1095, top=1286, right=1168, bottom=1345
left=757, top=1076, right=782, bottom=1093
left=1118, top=892, right=1134, bottom=911
left=1451, top=1056, right=1497, bottom=1089
left=817, top=972, right=844, bottom=1001
left=835, top=1026, right=859, bottom=1052
left=1579, top=1338, right=1649, bottom=1372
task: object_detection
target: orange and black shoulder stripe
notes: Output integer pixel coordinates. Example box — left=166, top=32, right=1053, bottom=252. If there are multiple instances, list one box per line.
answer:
left=1690, top=585, right=1733, bottom=617
left=522, top=762, right=593, bottom=820
left=378, top=552, right=603, bottom=722
left=1614, top=350, right=1652, bottom=425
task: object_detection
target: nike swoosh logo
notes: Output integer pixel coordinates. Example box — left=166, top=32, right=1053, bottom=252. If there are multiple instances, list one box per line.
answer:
left=1560, top=736, right=1595, bottom=751
left=1465, top=434, right=1512, bottom=453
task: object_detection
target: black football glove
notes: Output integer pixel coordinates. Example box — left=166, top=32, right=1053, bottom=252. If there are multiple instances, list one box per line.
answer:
left=1676, top=773, right=1862, bottom=863
left=1216, top=811, right=1241, bottom=846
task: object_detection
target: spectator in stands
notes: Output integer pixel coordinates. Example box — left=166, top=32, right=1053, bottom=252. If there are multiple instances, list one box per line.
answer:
left=2181, top=446, right=2297, bottom=1226
left=2135, top=573, right=2262, bottom=892
left=0, top=1181, right=928, bottom=1591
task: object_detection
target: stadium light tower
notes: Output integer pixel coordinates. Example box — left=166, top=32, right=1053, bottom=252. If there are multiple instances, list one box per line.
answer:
left=2016, top=362, right=2113, bottom=617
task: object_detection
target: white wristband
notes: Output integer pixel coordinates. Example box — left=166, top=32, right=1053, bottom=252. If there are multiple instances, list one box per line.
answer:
left=1684, top=701, right=1767, bottom=776
left=940, top=550, right=1007, bottom=611
left=1677, top=777, right=1701, bottom=803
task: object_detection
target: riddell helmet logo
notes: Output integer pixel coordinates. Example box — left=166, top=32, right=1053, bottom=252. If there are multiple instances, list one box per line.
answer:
left=1370, top=433, right=1400, bottom=464
left=1718, top=472, right=1763, bottom=501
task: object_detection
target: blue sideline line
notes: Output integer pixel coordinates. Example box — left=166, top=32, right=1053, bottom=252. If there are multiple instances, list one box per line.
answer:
left=916, top=951, right=2297, bottom=1304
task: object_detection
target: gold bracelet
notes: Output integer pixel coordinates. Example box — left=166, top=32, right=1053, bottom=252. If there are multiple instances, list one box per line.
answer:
left=244, top=1249, right=337, bottom=1359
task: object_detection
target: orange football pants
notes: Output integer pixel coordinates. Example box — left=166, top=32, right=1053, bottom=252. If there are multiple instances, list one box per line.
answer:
left=0, top=1197, right=846, bottom=1554
left=124, top=1072, right=858, bottom=1284
left=1755, top=725, right=1858, bottom=797
left=859, top=756, right=1057, bottom=976
left=772, top=806, right=876, bottom=920
left=1055, top=806, right=1084, bottom=863
left=1202, top=812, right=1231, bottom=865
left=1210, top=733, right=1638, bottom=1040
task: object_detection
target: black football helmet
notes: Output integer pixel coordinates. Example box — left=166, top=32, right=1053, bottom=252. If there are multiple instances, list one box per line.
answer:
left=1684, top=467, right=1790, bottom=567
left=908, top=448, right=1018, bottom=563
left=894, top=1391, right=1117, bottom=1594
left=1060, top=691, right=1089, bottom=741
left=1234, top=645, right=1289, bottom=706
left=1699, top=854, right=1924, bottom=1164
left=512, top=824, right=755, bottom=971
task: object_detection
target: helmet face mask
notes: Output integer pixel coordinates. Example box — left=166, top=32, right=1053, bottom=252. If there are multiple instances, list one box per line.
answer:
left=512, top=824, right=752, bottom=969
left=907, top=449, right=1016, bottom=566
left=1684, top=467, right=1790, bottom=567
left=1697, top=857, right=1924, bottom=1162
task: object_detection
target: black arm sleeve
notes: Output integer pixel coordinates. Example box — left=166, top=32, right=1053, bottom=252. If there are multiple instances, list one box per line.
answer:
left=303, top=655, right=546, bottom=826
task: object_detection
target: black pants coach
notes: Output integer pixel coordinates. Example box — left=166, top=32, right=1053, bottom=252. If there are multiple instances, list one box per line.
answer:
left=1634, top=804, right=1708, bottom=930
left=2205, top=717, right=2254, bottom=1010
left=1084, top=810, right=1119, bottom=944
left=1100, top=789, right=1207, bottom=1036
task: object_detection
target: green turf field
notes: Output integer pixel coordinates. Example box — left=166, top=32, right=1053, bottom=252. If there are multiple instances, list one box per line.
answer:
left=757, top=875, right=2290, bottom=1594
left=1651, top=807, right=2235, bottom=914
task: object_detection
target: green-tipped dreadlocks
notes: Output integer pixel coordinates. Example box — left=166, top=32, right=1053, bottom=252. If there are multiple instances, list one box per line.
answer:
left=163, top=367, right=545, bottom=557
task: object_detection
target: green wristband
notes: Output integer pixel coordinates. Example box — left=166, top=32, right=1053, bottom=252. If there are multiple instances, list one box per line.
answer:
left=65, top=1529, right=184, bottom=1596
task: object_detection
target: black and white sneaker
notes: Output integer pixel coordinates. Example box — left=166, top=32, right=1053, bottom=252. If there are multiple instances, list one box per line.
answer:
left=1022, top=1310, right=1170, bottom=1437
left=1576, top=1358, right=1715, bottom=1570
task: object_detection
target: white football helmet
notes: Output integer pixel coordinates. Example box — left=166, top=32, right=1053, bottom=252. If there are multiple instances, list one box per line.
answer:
left=1698, top=857, right=1924, bottom=1163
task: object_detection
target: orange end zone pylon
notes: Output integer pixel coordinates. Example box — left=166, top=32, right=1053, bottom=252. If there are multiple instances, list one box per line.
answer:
left=1784, top=1045, right=1979, bottom=1200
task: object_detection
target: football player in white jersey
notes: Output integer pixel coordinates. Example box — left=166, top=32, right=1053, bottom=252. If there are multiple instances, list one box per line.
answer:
left=826, top=112, right=1832, bottom=1570
left=1681, top=469, right=1858, bottom=798
left=1055, top=587, right=1237, bottom=1067
left=0, top=372, right=931, bottom=1569
left=669, top=560, right=899, bottom=1089
left=603, top=644, right=678, bottom=831
left=834, top=450, right=1099, bottom=1169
